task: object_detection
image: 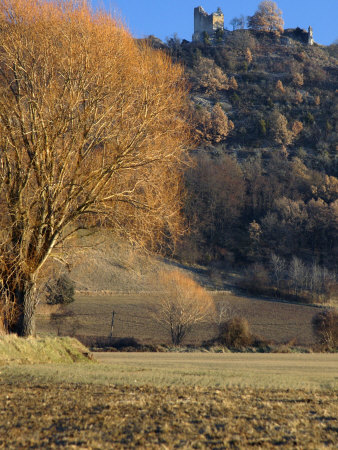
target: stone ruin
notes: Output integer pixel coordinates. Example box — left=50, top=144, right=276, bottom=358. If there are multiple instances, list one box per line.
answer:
left=192, top=5, right=314, bottom=46
left=308, top=26, right=314, bottom=46
left=192, top=6, right=224, bottom=42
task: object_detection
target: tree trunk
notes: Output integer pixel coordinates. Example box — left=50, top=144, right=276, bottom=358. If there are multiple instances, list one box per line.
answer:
left=11, top=280, right=37, bottom=337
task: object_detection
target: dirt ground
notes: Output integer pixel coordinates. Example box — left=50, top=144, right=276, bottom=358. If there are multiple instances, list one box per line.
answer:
left=37, top=292, right=320, bottom=346
left=0, top=382, right=337, bottom=448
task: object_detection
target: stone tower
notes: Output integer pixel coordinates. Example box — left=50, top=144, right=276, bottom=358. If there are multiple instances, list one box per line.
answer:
left=308, top=26, right=314, bottom=45
left=192, top=6, right=224, bottom=42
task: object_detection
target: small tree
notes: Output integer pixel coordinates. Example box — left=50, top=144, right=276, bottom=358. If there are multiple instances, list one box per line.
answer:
left=292, top=72, right=304, bottom=87
left=312, top=309, right=338, bottom=349
left=211, top=104, right=235, bottom=143
left=229, top=16, right=246, bottom=31
left=248, top=1, right=284, bottom=33
left=194, top=57, right=229, bottom=95
left=229, top=76, right=238, bottom=90
left=269, top=110, right=293, bottom=147
left=269, top=253, right=286, bottom=289
left=46, top=274, right=75, bottom=305
left=156, top=270, right=215, bottom=345
left=245, top=48, right=253, bottom=64
left=295, top=91, right=303, bottom=104
left=276, top=80, right=285, bottom=93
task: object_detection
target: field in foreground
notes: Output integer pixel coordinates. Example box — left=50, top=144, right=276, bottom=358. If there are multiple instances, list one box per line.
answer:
left=2, top=353, right=337, bottom=390
left=1, top=353, right=337, bottom=448
left=0, top=382, right=337, bottom=448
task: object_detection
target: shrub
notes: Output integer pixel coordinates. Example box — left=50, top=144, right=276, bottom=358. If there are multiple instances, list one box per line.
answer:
left=312, top=309, right=338, bottom=349
left=240, top=263, right=270, bottom=295
left=155, top=270, right=215, bottom=345
left=50, top=307, right=80, bottom=336
left=46, top=274, right=75, bottom=305
left=217, top=317, right=252, bottom=348
left=113, top=337, right=141, bottom=350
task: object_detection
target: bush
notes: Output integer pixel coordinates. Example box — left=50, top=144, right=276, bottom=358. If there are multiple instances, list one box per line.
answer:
left=217, top=317, right=253, bottom=348
left=75, top=335, right=142, bottom=351
left=240, top=263, right=270, bottom=295
left=312, top=309, right=338, bottom=349
left=155, top=270, right=215, bottom=345
left=46, top=274, right=75, bottom=305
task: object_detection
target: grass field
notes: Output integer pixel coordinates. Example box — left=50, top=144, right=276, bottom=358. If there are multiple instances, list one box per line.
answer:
left=36, top=291, right=321, bottom=346
left=1, top=353, right=337, bottom=448
left=2, top=353, right=337, bottom=390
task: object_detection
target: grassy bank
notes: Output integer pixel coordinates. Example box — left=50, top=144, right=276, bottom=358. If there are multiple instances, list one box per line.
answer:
left=0, top=335, right=93, bottom=365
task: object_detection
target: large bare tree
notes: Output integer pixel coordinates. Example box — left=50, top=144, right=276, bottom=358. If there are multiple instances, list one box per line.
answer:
left=0, top=0, right=191, bottom=336
left=248, top=1, right=284, bottom=34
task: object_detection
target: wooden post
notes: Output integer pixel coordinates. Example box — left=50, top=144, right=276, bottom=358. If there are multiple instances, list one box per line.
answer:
left=110, top=310, right=115, bottom=339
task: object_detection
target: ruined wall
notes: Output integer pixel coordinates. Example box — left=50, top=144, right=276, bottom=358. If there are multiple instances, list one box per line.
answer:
left=308, top=26, right=314, bottom=46
left=193, top=6, right=224, bottom=42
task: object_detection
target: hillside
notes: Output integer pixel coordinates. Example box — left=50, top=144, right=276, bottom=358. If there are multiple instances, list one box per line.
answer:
left=146, top=31, right=338, bottom=304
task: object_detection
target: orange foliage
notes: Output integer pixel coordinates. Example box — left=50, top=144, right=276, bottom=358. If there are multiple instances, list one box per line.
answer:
left=156, top=270, right=215, bottom=345
left=276, top=80, right=285, bottom=93
left=248, top=1, right=284, bottom=33
left=0, top=0, right=192, bottom=335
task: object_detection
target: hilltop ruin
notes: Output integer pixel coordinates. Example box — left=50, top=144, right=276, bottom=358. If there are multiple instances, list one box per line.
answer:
left=192, top=5, right=314, bottom=46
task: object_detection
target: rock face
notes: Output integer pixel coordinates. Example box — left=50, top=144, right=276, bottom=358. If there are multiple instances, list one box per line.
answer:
left=192, top=6, right=224, bottom=42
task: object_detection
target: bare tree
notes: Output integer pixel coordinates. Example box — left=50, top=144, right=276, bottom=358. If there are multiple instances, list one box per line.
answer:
left=0, top=0, right=191, bottom=336
left=270, top=253, right=286, bottom=289
left=248, top=1, right=284, bottom=33
left=193, top=57, right=229, bottom=95
left=229, top=16, right=246, bottom=31
left=289, top=256, right=307, bottom=296
left=211, top=104, right=235, bottom=143
left=155, top=270, right=215, bottom=345
left=312, top=309, right=338, bottom=349
left=269, top=110, right=293, bottom=147
left=214, top=300, right=234, bottom=335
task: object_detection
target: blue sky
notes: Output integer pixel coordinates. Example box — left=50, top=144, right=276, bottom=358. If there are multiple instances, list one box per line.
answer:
left=92, top=1, right=338, bottom=46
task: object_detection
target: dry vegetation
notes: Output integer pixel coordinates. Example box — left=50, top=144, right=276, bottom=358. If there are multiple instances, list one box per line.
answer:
left=0, top=335, right=92, bottom=364
left=0, top=382, right=337, bottom=448
left=36, top=291, right=321, bottom=346
left=155, top=270, right=215, bottom=345
left=1, top=342, right=337, bottom=447
left=0, top=0, right=191, bottom=336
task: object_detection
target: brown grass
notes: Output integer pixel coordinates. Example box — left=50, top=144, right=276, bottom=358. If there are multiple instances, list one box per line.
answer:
left=0, top=382, right=336, bottom=448
left=36, top=291, right=321, bottom=346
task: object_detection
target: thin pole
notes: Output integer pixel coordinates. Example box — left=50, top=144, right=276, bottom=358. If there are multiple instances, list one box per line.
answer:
left=110, top=310, right=115, bottom=339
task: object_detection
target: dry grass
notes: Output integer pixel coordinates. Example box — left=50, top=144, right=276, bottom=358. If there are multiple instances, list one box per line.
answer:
left=0, top=336, right=92, bottom=365
left=1, top=353, right=337, bottom=391
left=1, top=352, right=337, bottom=447
left=36, top=291, right=321, bottom=346
left=0, top=382, right=336, bottom=448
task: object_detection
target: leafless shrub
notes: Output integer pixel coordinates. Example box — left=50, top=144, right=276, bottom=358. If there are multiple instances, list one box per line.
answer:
left=312, top=309, right=338, bottom=349
left=218, top=317, right=253, bottom=348
left=155, top=270, right=215, bottom=345
left=214, top=300, right=234, bottom=333
left=50, top=306, right=80, bottom=337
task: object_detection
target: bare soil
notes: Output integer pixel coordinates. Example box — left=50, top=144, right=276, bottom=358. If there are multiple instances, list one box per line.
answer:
left=37, top=292, right=320, bottom=346
left=1, top=382, right=337, bottom=448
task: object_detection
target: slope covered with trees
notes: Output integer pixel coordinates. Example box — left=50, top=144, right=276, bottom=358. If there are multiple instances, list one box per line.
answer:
left=159, top=12, right=338, bottom=302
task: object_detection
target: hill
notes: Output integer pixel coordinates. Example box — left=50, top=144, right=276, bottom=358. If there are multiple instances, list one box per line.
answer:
left=146, top=30, right=338, bottom=304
